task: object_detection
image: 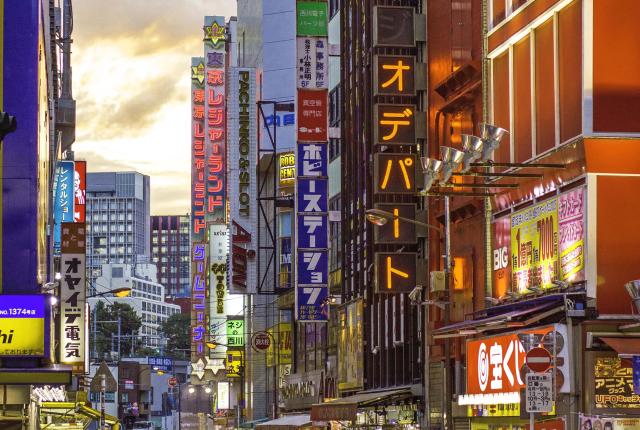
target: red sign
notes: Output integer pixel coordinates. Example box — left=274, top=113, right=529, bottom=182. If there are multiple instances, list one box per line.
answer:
left=297, top=89, right=327, bottom=141
left=526, top=347, right=553, bottom=373
left=252, top=332, right=271, bottom=351
left=466, top=326, right=557, bottom=396
left=73, top=160, right=86, bottom=223
left=525, top=418, right=565, bottom=430
left=168, top=377, right=178, bottom=387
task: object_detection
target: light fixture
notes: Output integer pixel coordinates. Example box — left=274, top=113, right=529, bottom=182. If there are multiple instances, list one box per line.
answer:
left=112, top=287, right=132, bottom=298
left=50, top=296, right=59, bottom=306
left=460, top=134, right=484, bottom=173
left=205, top=386, right=212, bottom=394
left=527, top=285, right=543, bottom=294
left=54, top=272, right=62, bottom=281
left=42, top=282, right=57, bottom=292
left=372, top=346, right=380, bottom=355
left=439, top=146, right=464, bottom=184
left=625, top=280, right=640, bottom=314
left=365, top=210, right=389, bottom=226
left=552, top=280, right=570, bottom=289
left=408, top=285, right=423, bottom=304
left=420, top=157, right=442, bottom=193
left=479, top=123, right=508, bottom=162
left=188, top=386, right=195, bottom=394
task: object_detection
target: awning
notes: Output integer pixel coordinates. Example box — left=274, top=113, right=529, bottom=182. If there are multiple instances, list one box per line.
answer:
left=433, top=300, right=565, bottom=339
left=41, top=402, right=120, bottom=430
left=0, top=364, right=72, bottom=385
left=601, top=337, right=640, bottom=357
left=255, top=414, right=312, bottom=430
left=311, top=388, right=412, bottom=421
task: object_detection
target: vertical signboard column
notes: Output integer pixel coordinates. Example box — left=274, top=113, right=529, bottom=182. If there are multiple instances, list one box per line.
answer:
left=295, top=1, right=329, bottom=322
left=228, top=68, right=258, bottom=295
left=60, top=222, right=87, bottom=373
left=190, top=56, right=209, bottom=380
left=53, top=160, right=75, bottom=255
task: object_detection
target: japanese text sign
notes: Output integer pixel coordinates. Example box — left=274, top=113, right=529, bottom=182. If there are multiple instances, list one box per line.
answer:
left=226, top=350, right=243, bottom=378
left=492, top=215, right=512, bottom=299
left=191, top=242, right=208, bottom=359
left=375, top=253, right=417, bottom=293
left=210, top=225, right=228, bottom=359
left=297, top=215, right=328, bottom=249
left=297, top=250, right=329, bottom=286
left=557, top=187, right=585, bottom=282
left=226, top=319, right=245, bottom=348
left=297, top=37, right=328, bottom=89
left=374, top=154, right=416, bottom=194
left=53, top=161, right=75, bottom=255
left=594, top=357, right=640, bottom=410
left=297, top=89, right=328, bottom=142
left=60, top=222, right=86, bottom=373
left=0, top=295, right=47, bottom=357
left=191, top=57, right=207, bottom=241
left=375, top=56, right=415, bottom=96
left=297, top=143, right=328, bottom=177
left=373, top=6, right=415, bottom=47
left=296, top=1, right=328, bottom=36
left=73, top=161, right=86, bottom=223
left=511, top=198, right=558, bottom=292
left=373, top=203, right=417, bottom=244
left=375, top=104, right=416, bottom=145
left=148, top=357, right=173, bottom=372
left=526, top=373, right=553, bottom=413
left=297, top=178, right=328, bottom=213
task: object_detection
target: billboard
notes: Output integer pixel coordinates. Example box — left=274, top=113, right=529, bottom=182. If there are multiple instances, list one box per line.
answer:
left=297, top=37, right=328, bottom=89
left=60, top=222, right=87, bottom=373
left=190, top=242, right=208, bottom=363
left=204, top=16, right=227, bottom=224
left=53, top=161, right=75, bottom=255
left=209, top=224, right=228, bottom=360
left=228, top=68, right=258, bottom=294
left=338, top=300, right=364, bottom=391
left=557, top=187, right=585, bottom=282
left=73, top=160, right=86, bottom=223
left=191, top=57, right=206, bottom=242
left=297, top=89, right=328, bottom=142
left=0, top=295, right=47, bottom=357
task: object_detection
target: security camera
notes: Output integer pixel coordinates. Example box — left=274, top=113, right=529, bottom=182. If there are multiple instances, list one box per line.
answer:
left=408, top=285, right=423, bottom=304
left=372, top=346, right=380, bottom=355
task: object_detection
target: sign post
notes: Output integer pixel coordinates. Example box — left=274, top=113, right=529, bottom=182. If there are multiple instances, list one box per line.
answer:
left=526, top=372, right=553, bottom=428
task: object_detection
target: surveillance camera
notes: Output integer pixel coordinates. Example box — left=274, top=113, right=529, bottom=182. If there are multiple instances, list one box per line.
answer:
left=408, top=285, right=423, bottom=304
left=372, top=346, right=380, bottom=355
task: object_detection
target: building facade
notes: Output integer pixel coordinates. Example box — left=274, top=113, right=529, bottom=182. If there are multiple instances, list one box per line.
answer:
left=150, top=215, right=190, bottom=298
left=86, top=171, right=151, bottom=286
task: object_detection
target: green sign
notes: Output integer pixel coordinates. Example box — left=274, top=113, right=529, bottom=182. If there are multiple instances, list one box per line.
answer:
left=297, top=2, right=328, bottom=36
left=226, top=319, right=245, bottom=348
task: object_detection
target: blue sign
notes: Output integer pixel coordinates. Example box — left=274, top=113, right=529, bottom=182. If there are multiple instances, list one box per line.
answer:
left=633, top=355, right=640, bottom=395
left=297, top=178, right=328, bottom=213
left=264, top=113, right=295, bottom=127
left=297, top=143, right=328, bottom=177
left=297, top=250, right=328, bottom=285
left=296, top=286, right=328, bottom=321
left=297, top=214, right=328, bottom=249
left=53, top=161, right=75, bottom=255
left=148, top=356, right=173, bottom=372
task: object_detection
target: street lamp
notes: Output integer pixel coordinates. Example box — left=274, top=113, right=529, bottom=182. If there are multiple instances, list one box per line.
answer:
left=87, top=287, right=132, bottom=299
left=364, top=208, right=443, bottom=234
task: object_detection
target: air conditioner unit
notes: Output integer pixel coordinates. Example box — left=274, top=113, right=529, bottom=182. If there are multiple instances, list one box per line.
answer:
left=430, top=271, right=445, bottom=292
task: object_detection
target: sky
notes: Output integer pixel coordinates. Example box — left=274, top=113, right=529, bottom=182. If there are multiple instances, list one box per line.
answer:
left=72, top=0, right=237, bottom=215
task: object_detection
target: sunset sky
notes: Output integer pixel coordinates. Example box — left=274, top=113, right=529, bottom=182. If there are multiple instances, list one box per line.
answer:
left=72, top=0, right=237, bottom=214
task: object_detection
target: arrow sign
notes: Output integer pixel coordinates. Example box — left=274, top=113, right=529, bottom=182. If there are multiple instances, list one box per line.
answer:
left=526, top=347, right=552, bottom=373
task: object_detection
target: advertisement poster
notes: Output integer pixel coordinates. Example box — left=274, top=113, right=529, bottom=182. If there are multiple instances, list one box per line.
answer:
left=558, top=186, right=585, bottom=282
left=73, top=160, right=86, bottom=223
left=511, top=198, right=558, bottom=291
left=338, top=300, right=364, bottom=391
left=594, top=357, right=639, bottom=409
left=492, top=215, right=511, bottom=298
left=580, top=416, right=615, bottom=430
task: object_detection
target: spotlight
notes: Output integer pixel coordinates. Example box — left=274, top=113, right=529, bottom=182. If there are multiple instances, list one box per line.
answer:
left=479, top=123, right=508, bottom=162
left=372, top=346, right=380, bottom=355
left=439, top=146, right=465, bottom=184
left=365, top=209, right=390, bottom=226
left=205, top=386, right=212, bottom=394
left=54, top=272, right=62, bottom=281
left=420, top=157, right=442, bottom=193
left=625, top=280, right=640, bottom=314
left=527, top=285, right=543, bottom=294
left=50, top=296, right=58, bottom=306
left=460, top=134, right=484, bottom=172
left=188, top=387, right=195, bottom=394
left=42, top=282, right=57, bottom=292
left=408, top=286, right=423, bottom=304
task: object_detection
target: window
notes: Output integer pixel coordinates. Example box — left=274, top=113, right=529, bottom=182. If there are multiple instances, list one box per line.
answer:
left=112, top=267, right=124, bottom=278
left=329, top=0, right=340, bottom=18
left=329, top=138, right=341, bottom=161
left=329, top=87, right=341, bottom=126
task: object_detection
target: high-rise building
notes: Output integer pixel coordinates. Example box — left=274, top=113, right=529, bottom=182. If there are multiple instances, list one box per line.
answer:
left=150, top=215, right=190, bottom=297
left=86, top=171, right=151, bottom=288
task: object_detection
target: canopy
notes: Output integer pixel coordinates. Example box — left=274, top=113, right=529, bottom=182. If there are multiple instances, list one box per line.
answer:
left=311, top=387, right=412, bottom=421
left=600, top=337, right=640, bottom=357
left=256, top=414, right=312, bottom=430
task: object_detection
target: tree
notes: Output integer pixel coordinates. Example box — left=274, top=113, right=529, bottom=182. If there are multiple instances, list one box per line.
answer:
left=160, top=313, right=190, bottom=359
left=93, top=301, right=142, bottom=359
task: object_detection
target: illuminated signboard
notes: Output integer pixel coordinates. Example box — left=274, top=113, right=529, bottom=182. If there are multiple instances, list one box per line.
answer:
left=297, top=89, right=328, bottom=142
left=373, top=153, right=416, bottom=194
left=511, top=198, right=558, bottom=292
left=373, top=203, right=417, bottom=244
left=0, top=295, right=47, bottom=357
left=204, top=16, right=227, bottom=224
left=53, top=160, right=75, bottom=255
left=267, top=322, right=293, bottom=367
left=465, top=324, right=570, bottom=399
left=73, top=160, right=86, bottom=223
left=338, top=300, right=364, bottom=391
left=557, top=187, right=585, bottom=282
left=297, top=36, right=328, bottom=89
left=60, top=222, right=87, bottom=373
left=593, top=357, right=639, bottom=410
left=296, top=1, right=328, bottom=36
left=209, top=225, right=228, bottom=359
left=191, top=242, right=208, bottom=363
left=375, top=252, right=417, bottom=293
left=373, top=6, right=415, bottom=47
left=375, top=104, right=416, bottom=145
left=492, top=215, right=511, bottom=299
left=374, top=55, right=415, bottom=96
left=226, top=350, right=243, bottom=378
left=226, top=318, right=244, bottom=348
left=279, top=152, right=296, bottom=187
left=191, top=56, right=206, bottom=242
left=217, top=381, right=230, bottom=410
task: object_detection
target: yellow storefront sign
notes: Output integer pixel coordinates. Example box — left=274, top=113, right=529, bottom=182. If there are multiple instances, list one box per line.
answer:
left=0, top=318, right=45, bottom=356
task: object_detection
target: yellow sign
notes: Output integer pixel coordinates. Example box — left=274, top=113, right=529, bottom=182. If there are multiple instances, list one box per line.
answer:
left=225, top=350, right=243, bottom=378
left=0, top=318, right=45, bottom=356
left=266, top=322, right=292, bottom=367
left=467, top=403, right=520, bottom=417
left=279, top=153, right=295, bottom=186
left=511, top=198, right=558, bottom=292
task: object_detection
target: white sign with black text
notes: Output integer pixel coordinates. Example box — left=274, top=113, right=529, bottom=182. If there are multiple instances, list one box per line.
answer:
left=525, top=372, right=553, bottom=413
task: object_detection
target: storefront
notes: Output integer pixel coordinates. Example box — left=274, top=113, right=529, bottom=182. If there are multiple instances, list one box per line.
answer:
left=39, top=401, right=120, bottom=429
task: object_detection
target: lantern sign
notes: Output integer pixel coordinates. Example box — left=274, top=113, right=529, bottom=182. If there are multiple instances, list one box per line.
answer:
left=374, top=55, right=416, bottom=96
left=374, top=154, right=416, bottom=194
left=375, top=253, right=417, bottom=293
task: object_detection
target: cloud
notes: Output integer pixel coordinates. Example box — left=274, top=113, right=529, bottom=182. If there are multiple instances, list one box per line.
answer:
left=72, top=0, right=237, bottom=215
